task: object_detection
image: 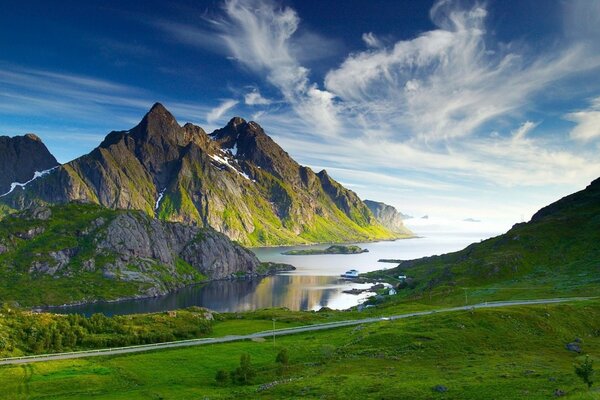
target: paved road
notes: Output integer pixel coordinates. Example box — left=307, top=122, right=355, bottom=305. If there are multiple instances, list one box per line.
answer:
left=0, top=297, right=591, bottom=366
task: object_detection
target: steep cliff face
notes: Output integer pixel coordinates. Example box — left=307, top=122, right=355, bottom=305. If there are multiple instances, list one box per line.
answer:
left=0, top=134, right=58, bottom=195
left=2, top=103, right=404, bottom=246
left=364, top=200, right=413, bottom=235
left=0, top=203, right=260, bottom=306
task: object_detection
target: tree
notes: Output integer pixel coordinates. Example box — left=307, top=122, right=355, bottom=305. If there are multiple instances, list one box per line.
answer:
left=276, top=348, right=289, bottom=365
left=575, top=356, right=595, bottom=389
left=231, top=353, right=255, bottom=385
left=215, top=369, right=229, bottom=386
left=275, top=348, right=289, bottom=376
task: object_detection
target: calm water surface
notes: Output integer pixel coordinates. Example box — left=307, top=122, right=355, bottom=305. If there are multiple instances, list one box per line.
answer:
left=49, top=231, right=496, bottom=316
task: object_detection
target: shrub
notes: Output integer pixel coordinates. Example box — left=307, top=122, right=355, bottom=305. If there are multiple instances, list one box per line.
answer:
left=231, top=353, right=255, bottom=385
left=215, top=369, right=229, bottom=386
left=575, top=356, right=595, bottom=389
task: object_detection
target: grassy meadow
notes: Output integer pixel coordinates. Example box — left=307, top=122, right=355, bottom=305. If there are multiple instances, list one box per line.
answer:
left=1, top=300, right=599, bottom=399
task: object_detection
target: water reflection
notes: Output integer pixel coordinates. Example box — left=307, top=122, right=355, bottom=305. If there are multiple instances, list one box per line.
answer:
left=47, top=232, right=497, bottom=316
left=49, top=275, right=375, bottom=317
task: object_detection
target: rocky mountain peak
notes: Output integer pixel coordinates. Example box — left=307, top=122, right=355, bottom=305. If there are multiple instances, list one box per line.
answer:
left=130, top=102, right=182, bottom=144
left=24, top=133, right=42, bottom=142
left=228, top=116, right=247, bottom=129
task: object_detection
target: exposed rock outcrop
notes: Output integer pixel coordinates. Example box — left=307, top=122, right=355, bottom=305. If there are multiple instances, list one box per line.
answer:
left=0, top=203, right=260, bottom=305
left=364, top=200, right=413, bottom=235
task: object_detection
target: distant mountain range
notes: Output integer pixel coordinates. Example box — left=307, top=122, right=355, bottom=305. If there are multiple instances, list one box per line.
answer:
left=0, top=103, right=411, bottom=246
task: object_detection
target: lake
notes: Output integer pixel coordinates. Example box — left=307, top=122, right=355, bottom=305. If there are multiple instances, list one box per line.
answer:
left=48, top=231, right=497, bottom=316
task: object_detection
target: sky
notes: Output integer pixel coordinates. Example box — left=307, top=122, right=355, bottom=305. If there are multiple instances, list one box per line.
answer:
left=2, top=0, right=600, bottom=234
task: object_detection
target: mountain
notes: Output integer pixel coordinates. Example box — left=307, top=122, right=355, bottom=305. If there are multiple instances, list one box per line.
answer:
left=0, top=203, right=260, bottom=306
left=0, top=103, right=404, bottom=246
left=374, top=178, right=600, bottom=297
left=364, top=200, right=412, bottom=235
left=0, top=134, right=58, bottom=195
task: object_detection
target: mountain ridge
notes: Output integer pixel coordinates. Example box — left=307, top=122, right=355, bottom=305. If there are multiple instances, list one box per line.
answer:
left=0, top=103, right=409, bottom=246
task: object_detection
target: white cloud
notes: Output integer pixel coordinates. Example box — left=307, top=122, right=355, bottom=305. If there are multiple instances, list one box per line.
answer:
left=211, top=0, right=340, bottom=135
left=244, top=89, right=271, bottom=105
left=511, top=121, right=537, bottom=142
left=206, top=99, right=238, bottom=123
left=566, top=97, right=600, bottom=141
left=362, top=32, right=381, bottom=48
left=324, top=1, right=600, bottom=141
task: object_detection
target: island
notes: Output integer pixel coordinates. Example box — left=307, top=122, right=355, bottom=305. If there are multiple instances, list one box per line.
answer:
left=282, top=245, right=369, bottom=255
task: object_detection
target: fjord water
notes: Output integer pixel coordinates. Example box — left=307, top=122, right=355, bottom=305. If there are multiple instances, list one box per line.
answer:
left=50, top=231, right=496, bottom=316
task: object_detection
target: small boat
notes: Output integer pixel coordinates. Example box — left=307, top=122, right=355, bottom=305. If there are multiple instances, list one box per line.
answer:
left=341, top=269, right=359, bottom=278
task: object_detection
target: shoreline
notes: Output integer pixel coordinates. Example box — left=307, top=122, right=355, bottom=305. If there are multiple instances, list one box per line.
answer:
left=37, top=262, right=295, bottom=313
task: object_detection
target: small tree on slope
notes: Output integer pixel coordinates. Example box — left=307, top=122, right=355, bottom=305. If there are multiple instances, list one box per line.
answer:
left=575, top=355, right=595, bottom=389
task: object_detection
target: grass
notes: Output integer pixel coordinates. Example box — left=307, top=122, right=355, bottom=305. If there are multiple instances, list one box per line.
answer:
left=1, top=300, right=599, bottom=399
left=365, top=179, right=600, bottom=308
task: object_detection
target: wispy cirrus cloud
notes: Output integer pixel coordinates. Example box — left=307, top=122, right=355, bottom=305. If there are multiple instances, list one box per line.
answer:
left=244, top=89, right=271, bottom=105
left=324, top=1, right=600, bottom=141
left=206, top=99, right=238, bottom=123
left=566, top=97, right=600, bottom=141
left=211, top=0, right=339, bottom=134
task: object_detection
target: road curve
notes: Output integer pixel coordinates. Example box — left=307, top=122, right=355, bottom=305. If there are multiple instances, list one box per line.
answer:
left=0, top=297, right=591, bottom=366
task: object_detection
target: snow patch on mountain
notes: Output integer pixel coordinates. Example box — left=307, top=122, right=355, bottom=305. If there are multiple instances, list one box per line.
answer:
left=0, top=167, right=58, bottom=197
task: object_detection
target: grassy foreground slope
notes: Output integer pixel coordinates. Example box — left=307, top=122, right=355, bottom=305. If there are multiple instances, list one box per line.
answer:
left=368, top=177, right=600, bottom=304
left=0, top=300, right=599, bottom=399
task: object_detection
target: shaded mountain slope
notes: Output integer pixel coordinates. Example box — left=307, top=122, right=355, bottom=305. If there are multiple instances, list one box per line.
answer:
left=0, top=134, right=58, bottom=195
left=1, top=104, right=403, bottom=246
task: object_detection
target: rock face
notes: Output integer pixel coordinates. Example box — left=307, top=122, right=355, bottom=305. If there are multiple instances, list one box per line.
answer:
left=364, top=200, right=412, bottom=235
left=1, top=103, right=403, bottom=246
left=0, top=203, right=260, bottom=305
left=0, top=134, right=58, bottom=195
left=96, top=212, right=259, bottom=280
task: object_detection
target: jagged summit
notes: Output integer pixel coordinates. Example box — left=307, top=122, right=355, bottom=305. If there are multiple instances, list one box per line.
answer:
left=24, top=133, right=42, bottom=142
left=129, top=102, right=182, bottom=143
left=0, top=104, right=406, bottom=246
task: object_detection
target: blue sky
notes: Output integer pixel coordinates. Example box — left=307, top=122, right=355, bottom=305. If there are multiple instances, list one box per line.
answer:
left=2, top=0, right=600, bottom=233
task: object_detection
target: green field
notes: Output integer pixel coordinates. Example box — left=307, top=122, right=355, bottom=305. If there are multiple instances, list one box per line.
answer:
left=1, top=300, right=599, bottom=399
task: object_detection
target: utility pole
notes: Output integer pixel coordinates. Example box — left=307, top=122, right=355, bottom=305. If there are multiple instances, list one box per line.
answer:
left=272, top=318, right=276, bottom=348
left=463, top=288, right=468, bottom=305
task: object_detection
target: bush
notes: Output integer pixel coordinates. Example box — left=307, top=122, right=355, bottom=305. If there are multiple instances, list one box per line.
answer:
left=575, top=355, right=595, bottom=389
left=215, top=369, right=229, bottom=386
left=276, top=348, right=289, bottom=365
left=231, top=353, right=255, bottom=385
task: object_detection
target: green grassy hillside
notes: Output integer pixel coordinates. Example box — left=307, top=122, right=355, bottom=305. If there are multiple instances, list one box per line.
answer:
left=367, top=178, right=600, bottom=304
left=0, top=300, right=598, bottom=399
